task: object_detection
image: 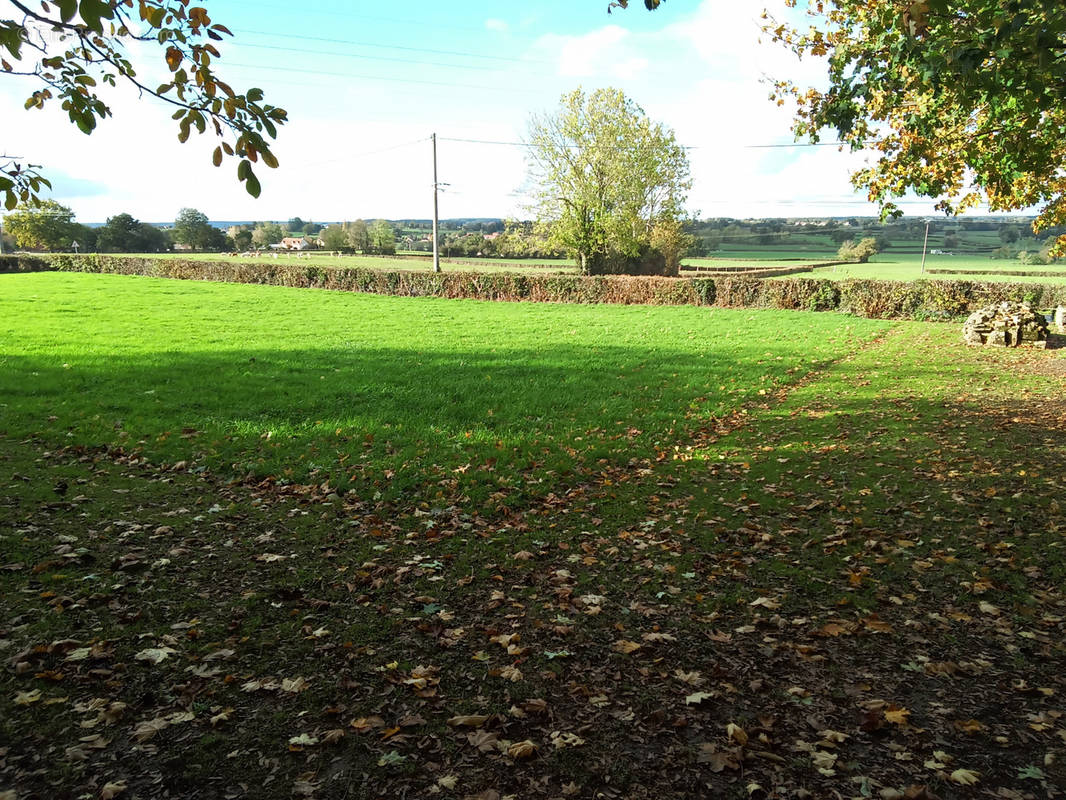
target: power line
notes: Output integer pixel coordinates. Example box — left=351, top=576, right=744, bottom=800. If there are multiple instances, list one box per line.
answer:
left=438, top=136, right=702, bottom=151
left=223, top=62, right=535, bottom=93
left=437, top=136, right=855, bottom=151
left=240, top=29, right=549, bottom=65
left=296, top=137, right=430, bottom=170
left=228, top=3, right=532, bottom=39
left=231, top=41, right=540, bottom=75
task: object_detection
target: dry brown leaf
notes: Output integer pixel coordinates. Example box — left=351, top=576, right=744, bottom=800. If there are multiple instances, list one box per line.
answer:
left=133, top=647, right=176, bottom=664
left=613, top=639, right=642, bottom=654
left=884, top=707, right=911, bottom=725
left=726, top=723, right=748, bottom=746
left=949, top=769, right=980, bottom=785
left=100, top=781, right=128, bottom=799
left=447, top=714, right=490, bottom=728
left=497, top=665, right=523, bottom=682
left=280, top=676, right=310, bottom=693
left=506, top=739, right=537, bottom=760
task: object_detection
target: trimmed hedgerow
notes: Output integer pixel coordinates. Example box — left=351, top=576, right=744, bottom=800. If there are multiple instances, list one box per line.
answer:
left=0, top=254, right=49, bottom=273
left=13, top=255, right=1066, bottom=320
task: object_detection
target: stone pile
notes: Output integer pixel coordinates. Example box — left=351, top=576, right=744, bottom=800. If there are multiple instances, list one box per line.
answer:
left=963, top=301, right=1049, bottom=348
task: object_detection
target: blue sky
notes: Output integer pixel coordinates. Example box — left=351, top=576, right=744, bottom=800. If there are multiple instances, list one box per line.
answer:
left=0, top=1, right=1012, bottom=223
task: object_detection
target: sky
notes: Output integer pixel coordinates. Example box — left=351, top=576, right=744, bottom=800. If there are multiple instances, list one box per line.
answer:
left=0, top=0, right=1024, bottom=224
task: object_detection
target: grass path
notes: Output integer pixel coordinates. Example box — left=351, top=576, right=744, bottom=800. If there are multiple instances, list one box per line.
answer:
left=2, top=284, right=1065, bottom=799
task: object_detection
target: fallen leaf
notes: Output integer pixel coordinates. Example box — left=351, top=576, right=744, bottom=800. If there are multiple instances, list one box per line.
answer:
left=613, top=639, right=642, bottom=654
left=884, top=707, right=911, bottom=725
left=506, top=739, right=537, bottom=760
left=497, top=666, right=522, bottom=682
left=280, top=676, right=310, bottom=693
left=726, top=723, right=748, bottom=746
left=14, top=689, right=42, bottom=705
left=949, top=769, right=980, bottom=785
left=132, top=717, right=170, bottom=742
left=134, top=647, right=176, bottom=664
left=447, top=714, right=490, bottom=728
left=100, top=781, right=127, bottom=799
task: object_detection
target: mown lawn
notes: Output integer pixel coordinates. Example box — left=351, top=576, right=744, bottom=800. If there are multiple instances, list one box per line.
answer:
left=1, top=273, right=1064, bottom=800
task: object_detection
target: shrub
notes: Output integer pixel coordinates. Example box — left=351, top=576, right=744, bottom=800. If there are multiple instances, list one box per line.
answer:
left=14, top=255, right=1066, bottom=320
left=837, top=237, right=879, bottom=262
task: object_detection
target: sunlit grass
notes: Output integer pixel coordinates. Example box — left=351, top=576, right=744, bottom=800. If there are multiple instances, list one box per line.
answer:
left=0, top=272, right=891, bottom=504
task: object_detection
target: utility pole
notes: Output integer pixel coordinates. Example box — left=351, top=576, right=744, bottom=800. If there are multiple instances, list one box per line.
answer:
left=432, top=133, right=440, bottom=273
left=920, top=220, right=930, bottom=273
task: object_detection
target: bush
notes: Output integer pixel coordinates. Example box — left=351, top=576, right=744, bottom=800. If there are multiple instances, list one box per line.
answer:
left=837, top=237, right=880, bottom=263
left=13, top=255, right=1066, bottom=321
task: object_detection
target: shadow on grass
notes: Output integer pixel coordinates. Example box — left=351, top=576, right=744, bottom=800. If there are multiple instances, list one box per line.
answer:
left=0, top=339, right=849, bottom=503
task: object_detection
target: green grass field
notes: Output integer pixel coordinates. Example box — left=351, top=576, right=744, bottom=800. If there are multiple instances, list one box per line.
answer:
left=793, top=252, right=1066, bottom=282
left=148, top=251, right=580, bottom=272
left=2, top=273, right=1064, bottom=799
left=0, top=273, right=884, bottom=506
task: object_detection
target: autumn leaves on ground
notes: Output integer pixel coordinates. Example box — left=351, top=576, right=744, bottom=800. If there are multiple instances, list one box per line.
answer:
left=1, top=273, right=1064, bottom=800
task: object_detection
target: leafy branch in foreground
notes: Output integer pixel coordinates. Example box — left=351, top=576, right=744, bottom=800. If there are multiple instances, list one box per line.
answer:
left=766, top=1, right=1066, bottom=254
left=1, top=0, right=287, bottom=207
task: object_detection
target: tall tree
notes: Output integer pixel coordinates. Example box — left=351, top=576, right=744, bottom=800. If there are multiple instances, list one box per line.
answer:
left=3, top=199, right=75, bottom=249
left=96, top=212, right=142, bottom=252
left=367, top=219, right=396, bottom=255
left=765, top=1, right=1066, bottom=253
left=251, top=221, right=283, bottom=248
left=172, top=207, right=223, bottom=250
left=346, top=219, right=369, bottom=253
left=1, top=0, right=287, bottom=209
left=526, top=88, right=691, bottom=275
left=319, top=224, right=346, bottom=250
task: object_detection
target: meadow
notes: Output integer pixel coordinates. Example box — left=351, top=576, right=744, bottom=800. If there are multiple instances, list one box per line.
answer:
left=1, top=272, right=1064, bottom=799
left=0, top=273, right=882, bottom=506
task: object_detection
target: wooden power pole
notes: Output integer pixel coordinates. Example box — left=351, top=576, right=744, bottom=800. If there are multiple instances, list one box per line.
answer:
left=920, top=220, right=930, bottom=274
left=432, top=133, right=441, bottom=274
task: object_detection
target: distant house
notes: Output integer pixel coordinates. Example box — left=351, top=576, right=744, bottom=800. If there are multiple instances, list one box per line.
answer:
left=280, top=237, right=311, bottom=251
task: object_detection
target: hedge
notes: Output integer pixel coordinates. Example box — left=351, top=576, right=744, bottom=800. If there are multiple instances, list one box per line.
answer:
left=5, top=254, right=1066, bottom=320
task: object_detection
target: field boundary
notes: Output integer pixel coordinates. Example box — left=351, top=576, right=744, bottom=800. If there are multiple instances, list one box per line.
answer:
left=926, top=267, right=1066, bottom=278
left=3, top=253, right=1065, bottom=320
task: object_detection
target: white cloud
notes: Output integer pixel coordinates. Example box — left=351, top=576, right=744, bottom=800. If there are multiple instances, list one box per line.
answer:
left=485, top=18, right=509, bottom=33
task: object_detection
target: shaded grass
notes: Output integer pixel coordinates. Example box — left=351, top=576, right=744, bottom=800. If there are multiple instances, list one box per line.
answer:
left=1, top=276, right=1064, bottom=799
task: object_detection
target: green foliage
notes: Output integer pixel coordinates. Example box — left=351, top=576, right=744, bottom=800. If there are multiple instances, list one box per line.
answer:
left=346, top=219, right=370, bottom=253
left=1, top=0, right=286, bottom=206
left=367, top=220, right=396, bottom=256
left=27, top=254, right=1066, bottom=317
left=251, top=221, right=284, bottom=248
left=526, top=88, right=691, bottom=275
left=172, top=208, right=225, bottom=250
left=319, top=225, right=347, bottom=251
left=837, top=237, right=879, bottom=263
left=2, top=200, right=76, bottom=250
left=769, top=1, right=1066, bottom=254
left=97, top=213, right=167, bottom=253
